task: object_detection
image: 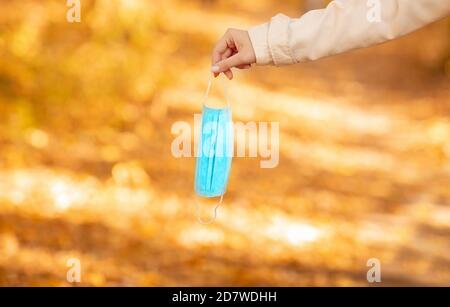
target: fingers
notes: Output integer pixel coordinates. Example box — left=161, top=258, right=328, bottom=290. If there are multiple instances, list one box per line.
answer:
left=221, top=48, right=234, bottom=80
left=236, top=64, right=251, bottom=69
left=212, top=36, right=229, bottom=78
left=212, top=36, right=228, bottom=64
left=211, top=29, right=252, bottom=79
left=211, top=53, right=244, bottom=74
left=223, top=70, right=233, bottom=80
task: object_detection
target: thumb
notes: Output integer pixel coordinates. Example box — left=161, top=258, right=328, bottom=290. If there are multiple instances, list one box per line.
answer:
left=211, top=54, right=243, bottom=73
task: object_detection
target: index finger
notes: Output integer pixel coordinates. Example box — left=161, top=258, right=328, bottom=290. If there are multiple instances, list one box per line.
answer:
left=212, top=36, right=228, bottom=65
left=212, top=35, right=229, bottom=77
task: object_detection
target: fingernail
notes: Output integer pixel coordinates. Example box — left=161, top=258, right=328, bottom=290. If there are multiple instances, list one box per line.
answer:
left=211, top=65, right=220, bottom=73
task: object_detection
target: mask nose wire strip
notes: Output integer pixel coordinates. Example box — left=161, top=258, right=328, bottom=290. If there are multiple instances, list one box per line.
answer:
left=196, top=194, right=223, bottom=225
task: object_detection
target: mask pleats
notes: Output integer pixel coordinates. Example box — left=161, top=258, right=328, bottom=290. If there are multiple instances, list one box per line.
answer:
left=195, top=106, right=232, bottom=198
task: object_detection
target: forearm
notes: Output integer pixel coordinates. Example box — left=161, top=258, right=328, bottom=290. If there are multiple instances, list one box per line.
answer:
left=248, top=0, right=450, bottom=65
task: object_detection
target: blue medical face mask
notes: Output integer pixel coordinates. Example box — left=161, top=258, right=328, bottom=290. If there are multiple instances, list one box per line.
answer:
left=194, top=77, right=233, bottom=224
left=195, top=106, right=233, bottom=197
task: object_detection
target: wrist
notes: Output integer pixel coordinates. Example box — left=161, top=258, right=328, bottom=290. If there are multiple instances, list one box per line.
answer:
left=247, top=23, right=273, bottom=65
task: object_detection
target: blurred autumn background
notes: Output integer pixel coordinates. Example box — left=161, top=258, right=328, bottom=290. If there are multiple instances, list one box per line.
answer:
left=0, top=0, right=449, bottom=286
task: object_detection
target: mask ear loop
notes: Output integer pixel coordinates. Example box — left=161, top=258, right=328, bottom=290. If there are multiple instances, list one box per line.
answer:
left=196, top=195, right=223, bottom=225
left=196, top=74, right=230, bottom=225
left=202, top=74, right=230, bottom=108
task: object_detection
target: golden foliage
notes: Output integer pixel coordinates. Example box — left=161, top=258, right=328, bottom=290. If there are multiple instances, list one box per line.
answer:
left=0, top=0, right=449, bottom=286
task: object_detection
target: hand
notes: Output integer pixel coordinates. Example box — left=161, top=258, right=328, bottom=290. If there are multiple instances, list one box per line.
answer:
left=211, top=28, right=256, bottom=80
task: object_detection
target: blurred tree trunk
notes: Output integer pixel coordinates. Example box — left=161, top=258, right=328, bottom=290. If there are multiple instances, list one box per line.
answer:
left=430, top=19, right=450, bottom=75
left=303, top=0, right=327, bottom=12
left=444, top=20, right=450, bottom=76
left=201, top=0, right=216, bottom=7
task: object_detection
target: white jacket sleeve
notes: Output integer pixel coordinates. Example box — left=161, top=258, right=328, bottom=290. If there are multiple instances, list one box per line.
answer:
left=248, top=0, right=450, bottom=65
